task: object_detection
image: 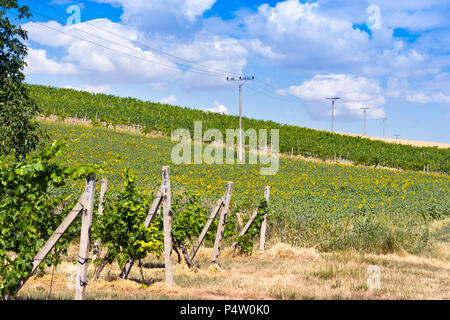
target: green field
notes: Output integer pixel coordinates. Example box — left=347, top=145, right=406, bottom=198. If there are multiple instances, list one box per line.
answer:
left=42, top=121, right=450, bottom=255
left=30, top=84, right=450, bottom=173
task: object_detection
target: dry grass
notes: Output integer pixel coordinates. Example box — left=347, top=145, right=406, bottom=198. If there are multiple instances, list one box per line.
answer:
left=18, top=232, right=450, bottom=300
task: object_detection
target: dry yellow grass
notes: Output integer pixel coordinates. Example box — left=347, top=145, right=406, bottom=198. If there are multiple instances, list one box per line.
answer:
left=18, top=235, right=450, bottom=300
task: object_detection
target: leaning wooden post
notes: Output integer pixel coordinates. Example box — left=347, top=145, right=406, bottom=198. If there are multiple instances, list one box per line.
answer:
left=189, top=198, right=224, bottom=262
left=259, top=186, right=270, bottom=252
left=162, top=166, right=174, bottom=287
left=211, top=182, right=233, bottom=265
left=12, top=196, right=86, bottom=297
left=92, top=179, right=107, bottom=261
left=231, top=208, right=259, bottom=249
left=120, top=184, right=164, bottom=279
left=75, top=174, right=96, bottom=300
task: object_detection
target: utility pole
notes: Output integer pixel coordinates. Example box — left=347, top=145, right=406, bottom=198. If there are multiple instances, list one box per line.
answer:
left=326, top=97, right=340, bottom=132
left=226, top=76, right=255, bottom=161
left=360, top=107, right=369, bottom=136
left=381, top=117, right=388, bottom=138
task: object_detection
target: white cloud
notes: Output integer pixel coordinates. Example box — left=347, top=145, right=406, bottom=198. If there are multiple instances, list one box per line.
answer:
left=406, top=92, right=432, bottom=103
left=94, top=0, right=216, bottom=32
left=63, top=84, right=110, bottom=94
left=23, top=19, right=181, bottom=84
left=278, top=74, right=386, bottom=119
left=202, top=101, right=228, bottom=114
left=85, top=84, right=111, bottom=94
left=160, top=96, right=177, bottom=104
left=25, top=48, right=79, bottom=75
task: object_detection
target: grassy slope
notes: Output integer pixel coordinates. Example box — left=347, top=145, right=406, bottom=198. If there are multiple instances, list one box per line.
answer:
left=29, top=84, right=450, bottom=173
left=42, top=120, right=450, bottom=254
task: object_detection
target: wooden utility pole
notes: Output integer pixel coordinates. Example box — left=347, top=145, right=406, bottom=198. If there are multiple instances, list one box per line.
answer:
left=162, top=166, right=174, bottom=286
left=259, top=186, right=270, bottom=252
left=381, top=117, right=387, bottom=138
left=211, top=182, right=233, bottom=265
left=75, top=174, right=96, bottom=300
left=361, top=107, right=369, bottom=136
left=226, top=76, right=254, bottom=161
left=326, top=97, right=340, bottom=132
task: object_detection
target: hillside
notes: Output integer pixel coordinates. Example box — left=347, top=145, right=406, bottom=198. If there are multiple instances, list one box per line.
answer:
left=28, top=84, right=450, bottom=174
left=41, top=120, right=450, bottom=254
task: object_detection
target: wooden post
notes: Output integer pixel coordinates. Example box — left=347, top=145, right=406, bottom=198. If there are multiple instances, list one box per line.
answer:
left=189, top=198, right=224, bottom=262
left=259, top=186, right=270, bottom=252
left=231, top=208, right=258, bottom=249
left=13, top=197, right=86, bottom=297
left=143, top=184, right=164, bottom=227
left=75, top=174, right=96, bottom=300
left=120, top=184, right=164, bottom=279
left=92, top=179, right=107, bottom=261
left=211, top=182, right=233, bottom=265
left=162, top=166, right=174, bottom=286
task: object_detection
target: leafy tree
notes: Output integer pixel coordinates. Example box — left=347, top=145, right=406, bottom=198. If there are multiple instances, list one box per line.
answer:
left=1, top=1, right=43, bottom=159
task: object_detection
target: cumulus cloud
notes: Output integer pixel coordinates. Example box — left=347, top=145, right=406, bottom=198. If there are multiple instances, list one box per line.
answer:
left=64, top=84, right=110, bottom=94
left=278, top=74, right=386, bottom=119
left=202, top=101, right=228, bottom=114
left=387, top=74, right=450, bottom=108
left=160, top=95, right=177, bottom=104
left=25, top=48, right=79, bottom=75
left=23, top=19, right=182, bottom=85
left=94, top=0, right=216, bottom=36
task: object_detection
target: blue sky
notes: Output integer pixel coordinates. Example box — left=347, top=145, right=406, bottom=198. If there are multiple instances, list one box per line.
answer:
left=18, top=0, right=450, bottom=143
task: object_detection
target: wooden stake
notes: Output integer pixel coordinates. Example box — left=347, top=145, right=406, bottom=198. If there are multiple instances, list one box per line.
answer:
left=75, top=174, right=96, bottom=300
left=120, top=184, right=164, bottom=279
left=259, top=186, right=270, bottom=252
left=144, top=184, right=164, bottom=227
left=231, top=208, right=258, bottom=249
left=162, top=166, right=174, bottom=286
left=92, top=179, right=107, bottom=261
left=211, top=182, right=233, bottom=265
left=13, top=196, right=86, bottom=297
left=189, top=198, right=224, bottom=262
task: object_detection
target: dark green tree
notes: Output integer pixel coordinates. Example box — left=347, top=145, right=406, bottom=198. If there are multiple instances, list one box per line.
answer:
left=1, top=1, right=43, bottom=159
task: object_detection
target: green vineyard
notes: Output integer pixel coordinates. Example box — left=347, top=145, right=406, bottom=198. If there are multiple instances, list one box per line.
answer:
left=40, top=121, right=450, bottom=254
left=29, top=84, right=450, bottom=173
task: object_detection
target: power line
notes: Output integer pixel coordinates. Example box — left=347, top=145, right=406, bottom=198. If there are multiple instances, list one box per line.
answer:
left=20, top=14, right=230, bottom=79
left=30, top=0, right=243, bottom=78
left=18, top=6, right=306, bottom=110
left=30, top=0, right=295, bottom=99
left=27, top=9, right=232, bottom=79
left=246, top=83, right=300, bottom=104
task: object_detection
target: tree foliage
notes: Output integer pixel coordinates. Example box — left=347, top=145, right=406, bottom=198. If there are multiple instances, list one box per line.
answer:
left=0, top=1, right=43, bottom=159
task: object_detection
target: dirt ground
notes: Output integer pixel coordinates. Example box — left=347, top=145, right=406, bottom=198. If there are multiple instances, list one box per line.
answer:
left=18, top=219, right=450, bottom=300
